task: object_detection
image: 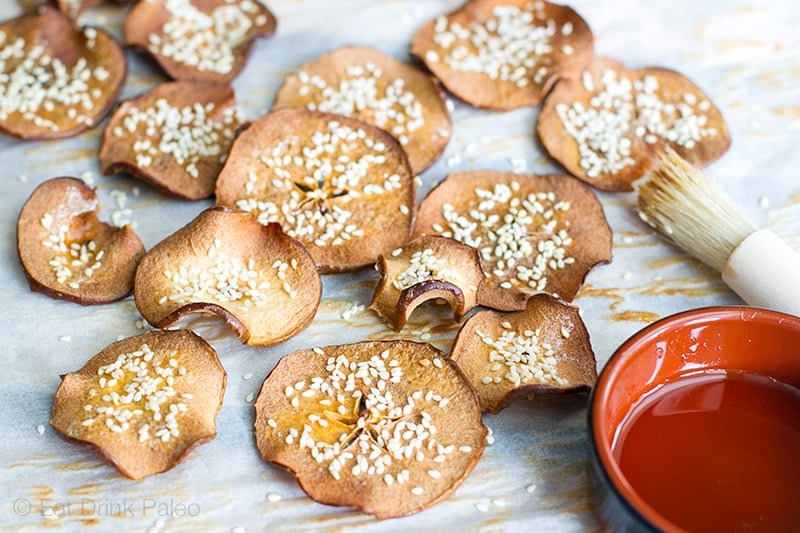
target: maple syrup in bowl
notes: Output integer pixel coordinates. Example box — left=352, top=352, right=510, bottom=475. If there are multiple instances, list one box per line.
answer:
left=589, top=307, right=800, bottom=532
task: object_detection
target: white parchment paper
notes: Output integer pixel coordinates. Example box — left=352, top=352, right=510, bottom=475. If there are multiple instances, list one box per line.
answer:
left=1, top=0, right=798, bottom=530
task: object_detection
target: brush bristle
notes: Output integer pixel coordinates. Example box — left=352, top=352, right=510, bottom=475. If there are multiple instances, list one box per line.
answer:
left=636, top=148, right=756, bottom=272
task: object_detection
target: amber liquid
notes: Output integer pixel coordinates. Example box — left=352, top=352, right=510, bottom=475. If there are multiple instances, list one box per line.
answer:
left=613, top=370, right=800, bottom=532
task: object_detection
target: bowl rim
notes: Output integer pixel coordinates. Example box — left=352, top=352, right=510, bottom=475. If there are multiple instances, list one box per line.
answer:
left=589, top=305, right=800, bottom=531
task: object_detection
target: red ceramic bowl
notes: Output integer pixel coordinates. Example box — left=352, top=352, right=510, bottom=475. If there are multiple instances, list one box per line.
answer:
left=588, top=307, right=800, bottom=532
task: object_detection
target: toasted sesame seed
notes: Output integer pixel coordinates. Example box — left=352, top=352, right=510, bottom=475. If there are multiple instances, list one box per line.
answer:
left=556, top=69, right=718, bottom=178
left=428, top=5, right=567, bottom=88
left=393, top=248, right=464, bottom=290
left=120, top=97, right=243, bottom=179
left=294, top=64, right=426, bottom=148
left=79, top=344, right=188, bottom=444
left=0, top=32, right=112, bottom=133
left=146, top=0, right=269, bottom=75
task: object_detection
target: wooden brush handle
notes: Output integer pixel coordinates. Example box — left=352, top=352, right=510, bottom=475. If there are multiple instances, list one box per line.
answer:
left=722, top=229, right=800, bottom=317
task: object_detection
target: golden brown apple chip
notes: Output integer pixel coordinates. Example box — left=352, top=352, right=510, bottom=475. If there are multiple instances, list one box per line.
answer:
left=450, top=293, right=596, bottom=413
left=410, top=0, right=593, bottom=110
left=0, top=7, right=126, bottom=140
left=370, top=236, right=484, bottom=331
left=215, top=108, right=415, bottom=272
left=134, top=207, right=321, bottom=346
left=254, top=340, right=486, bottom=519
left=414, top=171, right=611, bottom=311
left=125, top=0, right=276, bottom=83
left=99, top=81, right=245, bottom=200
left=537, top=56, right=731, bottom=191
left=17, top=178, right=146, bottom=305
left=273, top=46, right=451, bottom=175
left=51, top=330, right=226, bottom=480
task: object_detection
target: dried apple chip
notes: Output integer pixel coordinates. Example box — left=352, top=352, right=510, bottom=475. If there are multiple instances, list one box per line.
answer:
left=51, top=330, right=226, bottom=480
left=537, top=56, right=731, bottom=191
left=254, top=340, right=486, bottom=519
left=17, top=177, right=145, bottom=305
left=216, top=108, right=415, bottom=272
left=125, top=0, right=276, bottom=83
left=99, top=81, right=245, bottom=200
left=410, top=0, right=593, bottom=110
left=0, top=7, right=126, bottom=140
left=370, top=236, right=484, bottom=331
left=273, top=46, right=451, bottom=175
left=135, top=207, right=321, bottom=346
left=451, top=293, right=596, bottom=413
left=414, top=171, right=611, bottom=311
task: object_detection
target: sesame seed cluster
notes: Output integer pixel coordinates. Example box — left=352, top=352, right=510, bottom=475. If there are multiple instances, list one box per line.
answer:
left=40, top=212, right=104, bottom=290
left=476, top=325, right=568, bottom=388
left=393, top=248, right=462, bottom=291
left=80, top=343, right=192, bottom=444
left=296, top=63, right=424, bottom=148
left=451, top=294, right=597, bottom=413
left=411, top=0, right=594, bottom=110
left=256, top=341, right=486, bottom=517
left=268, top=347, right=464, bottom=488
left=231, top=118, right=407, bottom=252
left=160, top=246, right=300, bottom=310
left=437, top=181, right=574, bottom=295
left=556, top=69, right=718, bottom=179
left=145, top=0, right=270, bottom=76
left=0, top=27, right=113, bottom=133
left=425, top=4, right=559, bottom=88
left=112, top=98, right=244, bottom=179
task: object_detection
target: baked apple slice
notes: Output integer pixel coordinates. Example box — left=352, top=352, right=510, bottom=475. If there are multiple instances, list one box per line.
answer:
left=450, top=293, right=596, bottom=413
left=134, top=207, right=321, bottom=346
left=100, top=81, right=245, bottom=200
left=125, top=0, right=276, bottom=83
left=411, top=0, right=593, bottom=110
left=254, top=340, right=486, bottom=519
left=17, top=177, right=145, bottom=304
left=370, top=236, right=484, bottom=331
left=414, top=171, right=612, bottom=311
left=0, top=7, right=126, bottom=139
left=216, top=108, right=415, bottom=272
left=537, top=56, right=730, bottom=191
left=51, top=330, right=226, bottom=480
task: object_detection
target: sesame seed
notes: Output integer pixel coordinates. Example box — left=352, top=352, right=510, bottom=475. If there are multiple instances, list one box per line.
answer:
left=243, top=373, right=254, bottom=380
left=411, top=487, right=424, bottom=495
left=526, top=483, right=537, bottom=493
left=120, top=97, right=243, bottom=179
left=266, top=493, right=282, bottom=503
left=475, top=502, right=490, bottom=513
left=294, top=64, right=426, bottom=148
left=393, top=248, right=464, bottom=291
left=79, top=344, right=188, bottom=444
left=429, top=5, right=562, bottom=87
left=146, top=0, right=269, bottom=75
left=556, top=69, right=718, bottom=178
left=36, top=425, right=45, bottom=435
left=0, top=32, right=111, bottom=133
left=245, top=393, right=255, bottom=403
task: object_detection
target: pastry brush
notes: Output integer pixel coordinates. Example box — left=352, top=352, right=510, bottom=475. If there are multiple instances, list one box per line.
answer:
left=636, top=148, right=800, bottom=317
